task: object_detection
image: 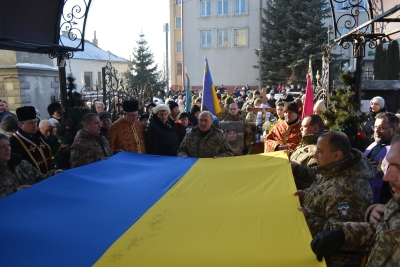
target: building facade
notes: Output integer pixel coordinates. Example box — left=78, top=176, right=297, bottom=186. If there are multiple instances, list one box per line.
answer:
left=170, top=0, right=266, bottom=91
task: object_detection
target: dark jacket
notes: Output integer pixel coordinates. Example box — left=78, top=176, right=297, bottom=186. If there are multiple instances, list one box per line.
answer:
left=145, top=115, right=179, bottom=156
left=189, top=105, right=200, bottom=126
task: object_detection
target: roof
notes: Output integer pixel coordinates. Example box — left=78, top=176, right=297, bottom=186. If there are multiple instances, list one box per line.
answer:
left=60, top=36, right=129, bottom=62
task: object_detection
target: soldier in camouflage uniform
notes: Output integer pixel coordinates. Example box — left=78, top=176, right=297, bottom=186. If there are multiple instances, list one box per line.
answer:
left=177, top=111, right=233, bottom=158
left=290, top=115, right=326, bottom=190
left=295, top=131, right=374, bottom=267
left=223, top=103, right=253, bottom=155
left=70, top=113, right=113, bottom=168
left=0, top=133, right=62, bottom=198
left=311, top=131, right=400, bottom=267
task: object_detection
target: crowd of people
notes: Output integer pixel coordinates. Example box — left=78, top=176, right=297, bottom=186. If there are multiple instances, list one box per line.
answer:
left=0, top=87, right=400, bottom=266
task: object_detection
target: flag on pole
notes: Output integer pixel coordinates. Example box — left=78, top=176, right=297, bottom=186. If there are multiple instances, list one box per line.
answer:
left=185, top=68, right=191, bottom=112
left=308, top=56, right=313, bottom=83
left=302, top=74, right=314, bottom=119
left=202, top=57, right=221, bottom=115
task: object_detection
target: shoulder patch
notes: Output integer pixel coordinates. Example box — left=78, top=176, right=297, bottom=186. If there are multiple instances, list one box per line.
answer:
left=338, top=202, right=350, bottom=219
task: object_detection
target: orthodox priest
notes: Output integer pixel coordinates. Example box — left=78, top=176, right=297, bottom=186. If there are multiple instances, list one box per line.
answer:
left=264, top=101, right=302, bottom=153
left=107, top=99, right=146, bottom=153
left=10, top=106, right=52, bottom=174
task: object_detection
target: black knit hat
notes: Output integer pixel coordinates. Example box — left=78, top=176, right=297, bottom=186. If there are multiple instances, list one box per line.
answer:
left=47, top=102, right=61, bottom=116
left=178, top=112, right=190, bottom=120
left=16, top=106, right=37, bottom=121
left=98, top=111, right=111, bottom=121
left=190, top=104, right=201, bottom=114
left=168, top=100, right=178, bottom=110
left=146, top=102, right=157, bottom=109
left=123, top=99, right=138, bottom=112
left=283, top=101, right=298, bottom=114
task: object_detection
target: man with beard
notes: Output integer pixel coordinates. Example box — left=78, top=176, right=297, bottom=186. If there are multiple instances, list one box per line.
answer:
left=10, top=106, right=52, bottom=174
left=310, top=130, right=400, bottom=266
left=264, top=101, right=302, bottom=153
left=364, top=112, right=398, bottom=204
left=177, top=111, right=233, bottom=158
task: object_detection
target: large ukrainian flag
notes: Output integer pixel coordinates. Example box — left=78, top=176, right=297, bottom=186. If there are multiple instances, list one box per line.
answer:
left=0, top=152, right=325, bottom=267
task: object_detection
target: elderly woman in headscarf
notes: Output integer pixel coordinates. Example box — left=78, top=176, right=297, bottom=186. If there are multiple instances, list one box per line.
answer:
left=363, top=96, right=387, bottom=142
left=145, top=104, right=178, bottom=156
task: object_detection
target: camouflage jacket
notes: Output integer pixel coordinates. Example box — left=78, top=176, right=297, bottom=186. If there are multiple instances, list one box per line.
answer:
left=336, top=199, right=400, bottom=267
left=223, top=112, right=253, bottom=149
left=0, top=153, right=55, bottom=198
left=302, top=148, right=374, bottom=266
left=290, top=130, right=326, bottom=190
left=70, top=129, right=113, bottom=168
left=177, top=126, right=233, bottom=158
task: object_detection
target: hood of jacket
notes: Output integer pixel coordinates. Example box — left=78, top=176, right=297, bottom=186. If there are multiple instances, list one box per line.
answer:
left=149, top=114, right=175, bottom=131
left=318, top=148, right=375, bottom=180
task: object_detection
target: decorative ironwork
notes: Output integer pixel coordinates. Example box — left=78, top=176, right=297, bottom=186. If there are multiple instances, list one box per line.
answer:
left=59, top=0, right=92, bottom=52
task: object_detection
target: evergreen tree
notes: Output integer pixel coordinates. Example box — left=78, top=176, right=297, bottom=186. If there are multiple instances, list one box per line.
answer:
left=54, top=74, right=89, bottom=169
left=125, top=33, right=164, bottom=96
left=388, top=40, right=400, bottom=80
left=321, top=71, right=369, bottom=151
left=261, top=0, right=330, bottom=85
left=373, top=43, right=384, bottom=80
left=382, top=47, right=389, bottom=80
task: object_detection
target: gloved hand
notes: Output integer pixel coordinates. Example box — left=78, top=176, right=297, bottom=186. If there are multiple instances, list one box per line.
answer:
left=242, top=148, right=249, bottom=155
left=311, top=229, right=345, bottom=262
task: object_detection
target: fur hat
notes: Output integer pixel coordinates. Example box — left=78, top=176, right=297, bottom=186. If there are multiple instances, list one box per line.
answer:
left=153, top=104, right=170, bottom=115
left=283, top=101, right=298, bottom=114
left=371, top=96, right=385, bottom=109
left=123, top=100, right=138, bottom=112
left=313, top=100, right=327, bottom=113
left=98, top=111, right=111, bottom=121
left=16, top=106, right=36, bottom=121
left=47, top=102, right=61, bottom=116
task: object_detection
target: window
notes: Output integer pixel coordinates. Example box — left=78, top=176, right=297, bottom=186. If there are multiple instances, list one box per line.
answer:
left=176, top=0, right=181, bottom=4
left=234, top=29, right=247, bottom=46
left=176, top=17, right=181, bottom=29
left=218, top=0, right=228, bottom=15
left=338, top=0, right=367, bottom=12
left=235, top=0, right=246, bottom=14
left=217, top=30, right=229, bottom=46
left=176, top=62, right=182, bottom=76
left=176, top=41, right=182, bottom=53
left=84, top=72, right=92, bottom=88
left=201, top=0, right=211, bottom=16
left=201, top=31, right=212, bottom=46
left=97, top=72, right=101, bottom=88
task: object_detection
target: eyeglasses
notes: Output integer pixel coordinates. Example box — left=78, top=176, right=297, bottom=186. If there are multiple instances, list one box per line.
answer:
left=371, top=126, right=393, bottom=132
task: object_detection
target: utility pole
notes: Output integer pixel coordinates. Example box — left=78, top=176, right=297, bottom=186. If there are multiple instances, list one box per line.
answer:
left=163, top=23, right=169, bottom=91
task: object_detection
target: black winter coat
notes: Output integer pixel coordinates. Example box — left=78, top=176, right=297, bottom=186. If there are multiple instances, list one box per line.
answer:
left=145, top=115, right=179, bottom=156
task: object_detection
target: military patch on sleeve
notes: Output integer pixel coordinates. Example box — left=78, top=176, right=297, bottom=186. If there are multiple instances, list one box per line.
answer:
left=69, top=150, right=76, bottom=162
left=338, top=202, right=350, bottom=219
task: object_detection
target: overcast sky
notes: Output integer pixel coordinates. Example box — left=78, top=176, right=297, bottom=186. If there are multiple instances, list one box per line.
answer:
left=84, top=0, right=170, bottom=66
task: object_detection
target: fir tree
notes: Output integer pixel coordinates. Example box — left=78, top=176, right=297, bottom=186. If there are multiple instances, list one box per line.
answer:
left=373, top=43, right=384, bottom=80
left=54, top=74, right=89, bottom=169
left=125, top=33, right=165, bottom=96
left=261, top=0, right=330, bottom=85
left=382, top=47, right=389, bottom=80
left=388, top=40, right=400, bottom=80
left=321, top=71, right=369, bottom=151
